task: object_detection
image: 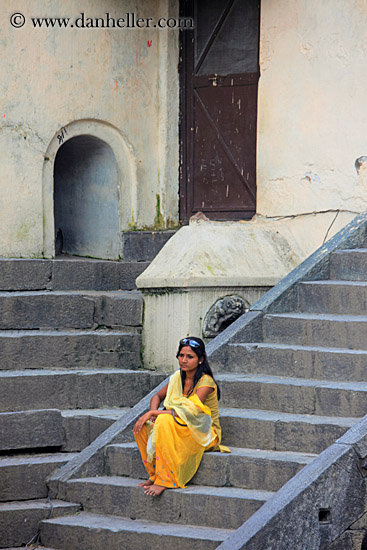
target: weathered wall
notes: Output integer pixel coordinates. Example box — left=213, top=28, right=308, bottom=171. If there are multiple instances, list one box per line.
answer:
left=0, top=0, right=179, bottom=258
left=257, top=0, right=367, bottom=218
left=2, top=0, right=367, bottom=260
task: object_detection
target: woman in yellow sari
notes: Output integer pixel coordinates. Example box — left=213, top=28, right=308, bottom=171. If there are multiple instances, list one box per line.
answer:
left=133, top=336, right=229, bottom=496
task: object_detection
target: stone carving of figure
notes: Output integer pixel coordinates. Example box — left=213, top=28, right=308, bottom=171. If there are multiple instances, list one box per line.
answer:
left=204, top=295, right=248, bottom=337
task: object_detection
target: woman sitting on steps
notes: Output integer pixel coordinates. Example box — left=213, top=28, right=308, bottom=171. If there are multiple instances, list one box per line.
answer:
left=133, top=336, right=230, bottom=496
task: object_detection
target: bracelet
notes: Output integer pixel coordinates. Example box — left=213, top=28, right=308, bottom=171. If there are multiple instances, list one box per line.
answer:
left=171, top=408, right=186, bottom=426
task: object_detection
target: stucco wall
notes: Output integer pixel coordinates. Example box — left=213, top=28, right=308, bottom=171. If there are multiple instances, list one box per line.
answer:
left=0, top=0, right=179, bottom=258
left=257, top=0, right=367, bottom=218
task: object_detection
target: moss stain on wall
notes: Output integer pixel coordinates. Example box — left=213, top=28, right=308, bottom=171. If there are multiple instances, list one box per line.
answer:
left=16, top=222, right=31, bottom=242
left=154, top=193, right=165, bottom=230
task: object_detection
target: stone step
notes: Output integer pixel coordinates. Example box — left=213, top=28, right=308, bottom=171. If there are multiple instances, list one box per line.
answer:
left=0, top=499, right=80, bottom=548
left=216, top=373, right=367, bottom=416
left=0, top=452, right=78, bottom=501
left=105, top=442, right=317, bottom=492
left=61, top=408, right=130, bottom=452
left=63, top=476, right=273, bottom=530
left=226, top=342, right=367, bottom=382
left=299, top=280, right=367, bottom=315
left=0, top=406, right=135, bottom=453
left=0, top=258, right=150, bottom=291
left=0, top=410, right=63, bottom=452
left=330, top=249, right=367, bottom=281
left=51, top=259, right=150, bottom=291
left=219, top=408, right=357, bottom=453
left=41, top=511, right=232, bottom=550
left=0, top=290, right=142, bottom=329
left=0, top=329, right=141, bottom=370
left=264, top=312, right=367, bottom=349
left=0, top=369, right=162, bottom=412
left=122, top=230, right=176, bottom=261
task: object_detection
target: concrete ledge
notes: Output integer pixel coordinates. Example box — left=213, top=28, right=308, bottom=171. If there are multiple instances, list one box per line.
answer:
left=63, top=476, right=272, bottom=530
left=0, top=369, right=153, bottom=412
left=0, top=410, right=63, bottom=451
left=52, top=259, right=150, bottom=290
left=136, top=220, right=308, bottom=288
left=122, top=231, right=176, bottom=261
left=0, top=290, right=142, bottom=330
left=0, top=259, right=51, bottom=290
left=0, top=258, right=150, bottom=291
left=0, top=453, right=77, bottom=501
left=207, top=311, right=264, bottom=370
left=0, top=498, right=79, bottom=548
left=0, top=329, right=141, bottom=370
left=41, top=511, right=231, bottom=550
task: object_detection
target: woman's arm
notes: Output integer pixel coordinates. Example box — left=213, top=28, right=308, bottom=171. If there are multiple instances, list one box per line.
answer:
left=133, top=383, right=169, bottom=434
left=133, top=383, right=215, bottom=435
left=195, top=386, right=214, bottom=404
left=149, top=383, right=168, bottom=411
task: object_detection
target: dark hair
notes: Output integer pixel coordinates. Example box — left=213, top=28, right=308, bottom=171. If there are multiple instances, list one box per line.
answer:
left=176, top=336, right=221, bottom=400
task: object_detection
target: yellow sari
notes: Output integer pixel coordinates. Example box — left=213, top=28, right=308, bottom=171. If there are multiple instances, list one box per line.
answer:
left=134, top=370, right=229, bottom=489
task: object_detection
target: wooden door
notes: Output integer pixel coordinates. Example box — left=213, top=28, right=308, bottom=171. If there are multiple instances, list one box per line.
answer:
left=180, top=0, right=260, bottom=221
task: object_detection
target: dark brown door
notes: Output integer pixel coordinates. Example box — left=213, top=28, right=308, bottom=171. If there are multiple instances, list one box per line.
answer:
left=180, top=0, right=260, bottom=221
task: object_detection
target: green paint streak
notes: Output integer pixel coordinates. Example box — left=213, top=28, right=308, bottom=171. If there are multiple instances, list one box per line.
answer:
left=127, top=200, right=181, bottom=231
left=154, top=194, right=164, bottom=230
left=128, top=209, right=138, bottom=231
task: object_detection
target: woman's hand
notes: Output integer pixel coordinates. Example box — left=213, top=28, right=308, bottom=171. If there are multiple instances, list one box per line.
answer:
left=133, top=411, right=157, bottom=434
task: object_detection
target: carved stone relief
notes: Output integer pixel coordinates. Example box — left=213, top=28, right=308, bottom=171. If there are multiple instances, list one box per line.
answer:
left=203, top=295, right=249, bottom=337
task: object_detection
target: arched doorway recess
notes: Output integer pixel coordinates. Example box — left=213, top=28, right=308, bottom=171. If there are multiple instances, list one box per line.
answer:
left=54, top=135, right=120, bottom=259
left=42, top=119, right=137, bottom=259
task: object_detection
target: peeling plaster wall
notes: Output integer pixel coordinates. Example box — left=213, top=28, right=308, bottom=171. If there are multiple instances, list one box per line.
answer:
left=257, top=0, right=367, bottom=218
left=0, top=0, right=179, bottom=257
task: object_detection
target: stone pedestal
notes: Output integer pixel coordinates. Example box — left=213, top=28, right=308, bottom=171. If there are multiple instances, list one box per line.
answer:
left=137, top=214, right=354, bottom=372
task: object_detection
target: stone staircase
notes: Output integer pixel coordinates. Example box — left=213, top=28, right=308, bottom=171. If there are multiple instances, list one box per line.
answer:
left=37, top=245, right=367, bottom=549
left=0, top=256, right=168, bottom=549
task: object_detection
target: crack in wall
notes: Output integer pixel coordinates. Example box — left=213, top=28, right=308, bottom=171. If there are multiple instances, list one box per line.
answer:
left=0, top=121, right=47, bottom=154
left=323, top=211, right=340, bottom=244
left=257, top=209, right=359, bottom=222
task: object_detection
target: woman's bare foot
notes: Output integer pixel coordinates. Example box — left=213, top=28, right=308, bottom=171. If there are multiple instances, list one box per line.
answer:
left=144, top=484, right=167, bottom=496
left=137, top=479, right=154, bottom=488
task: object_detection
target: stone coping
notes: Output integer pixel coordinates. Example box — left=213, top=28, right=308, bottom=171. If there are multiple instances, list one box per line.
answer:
left=136, top=219, right=307, bottom=288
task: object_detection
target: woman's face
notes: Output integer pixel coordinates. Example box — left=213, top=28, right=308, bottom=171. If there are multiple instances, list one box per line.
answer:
left=178, top=345, right=200, bottom=374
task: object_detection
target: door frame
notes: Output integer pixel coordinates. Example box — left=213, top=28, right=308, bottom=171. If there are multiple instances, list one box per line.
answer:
left=179, top=0, right=261, bottom=222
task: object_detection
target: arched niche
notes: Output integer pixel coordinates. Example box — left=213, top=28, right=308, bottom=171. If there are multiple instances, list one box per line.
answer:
left=42, top=119, right=138, bottom=259
left=54, top=135, right=120, bottom=259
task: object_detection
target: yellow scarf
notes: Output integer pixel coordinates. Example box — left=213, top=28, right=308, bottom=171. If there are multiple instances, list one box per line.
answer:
left=147, top=371, right=216, bottom=461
